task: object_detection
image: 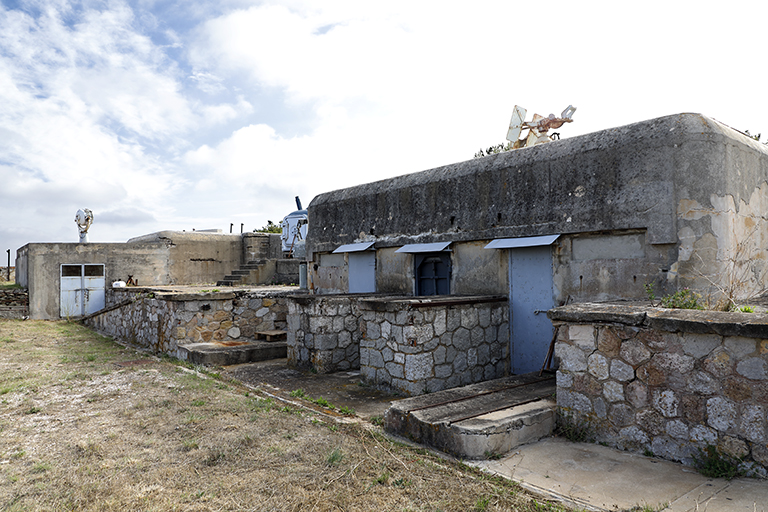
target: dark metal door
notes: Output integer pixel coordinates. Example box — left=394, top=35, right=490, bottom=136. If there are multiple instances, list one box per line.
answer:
left=416, top=253, right=450, bottom=295
left=509, top=246, right=554, bottom=374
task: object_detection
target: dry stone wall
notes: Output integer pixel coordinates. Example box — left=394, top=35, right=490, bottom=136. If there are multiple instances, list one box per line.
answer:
left=0, top=288, right=28, bottom=319
left=550, top=303, right=768, bottom=476
left=287, top=295, right=509, bottom=396
left=87, top=288, right=289, bottom=360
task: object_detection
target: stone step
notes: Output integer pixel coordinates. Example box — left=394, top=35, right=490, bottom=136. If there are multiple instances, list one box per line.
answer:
left=216, top=279, right=240, bottom=286
left=384, top=372, right=556, bottom=460
left=254, top=330, right=287, bottom=342
left=231, top=270, right=252, bottom=276
left=179, top=338, right=287, bottom=366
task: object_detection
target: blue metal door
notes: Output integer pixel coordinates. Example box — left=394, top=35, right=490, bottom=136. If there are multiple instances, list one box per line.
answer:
left=348, top=252, right=376, bottom=293
left=509, top=246, right=554, bottom=374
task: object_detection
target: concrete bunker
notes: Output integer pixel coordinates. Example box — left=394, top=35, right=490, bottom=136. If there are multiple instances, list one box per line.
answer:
left=289, top=113, right=768, bottom=395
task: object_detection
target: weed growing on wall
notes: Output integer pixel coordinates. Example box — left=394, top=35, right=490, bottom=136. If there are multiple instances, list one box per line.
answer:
left=659, top=289, right=704, bottom=310
left=692, top=445, right=744, bottom=480
left=555, top=411, right=593, bottom=443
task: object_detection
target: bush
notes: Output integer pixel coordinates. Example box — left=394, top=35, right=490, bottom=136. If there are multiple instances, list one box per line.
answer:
left=660, top=289, right=704, bottom=310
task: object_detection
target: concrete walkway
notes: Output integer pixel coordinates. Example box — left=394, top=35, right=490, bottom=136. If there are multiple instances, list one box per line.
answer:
left=469, top=437, right=768, bottom=512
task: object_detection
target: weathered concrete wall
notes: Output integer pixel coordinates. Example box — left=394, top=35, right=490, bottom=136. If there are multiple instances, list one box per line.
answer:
left=243, top=232, right=282, bottom=263
left=550, top=303, right=768, bottom=476
left=129, top=231, right=243, bottom=285
left=359, top=297, right=509, bottom=396
left=287, top=295, right=509, bottom=395
left=0, top=288, right=28, bottom=319
left=18, top=242, right=170, bottom=320
left=308, top=114, right=768, bottom=304
left=86, top=288, right=289, bottom=359
left=312, top=241, right=507, bottom=296
left=17, top=231, right=252, bottom=319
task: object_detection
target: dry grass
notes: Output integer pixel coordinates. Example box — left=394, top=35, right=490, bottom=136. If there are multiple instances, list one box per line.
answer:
left=0, top=320, right=569, bottom=511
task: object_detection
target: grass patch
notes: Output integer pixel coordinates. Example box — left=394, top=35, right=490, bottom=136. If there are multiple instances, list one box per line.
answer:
left=0, top=319, right=591, bottom=511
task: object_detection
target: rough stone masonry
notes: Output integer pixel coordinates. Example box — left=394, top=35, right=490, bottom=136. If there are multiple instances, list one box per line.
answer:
left=550, top=303, right=768, bottom=476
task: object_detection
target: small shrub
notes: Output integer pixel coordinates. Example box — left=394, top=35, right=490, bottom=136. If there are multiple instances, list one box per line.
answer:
left=739, top=305, right=755, bottom=313
left=660, top=289, right=704, bottom=310
left=339, top=406, right=355, bottom=416
left=312, top=397, right=335, bottom=410
left=370, top=415, right=384, bottom=426
left=392, top=477, right=412, bottom=488
left=289, top=388, right=307, bottom=399
left=326, top=448, right=343, bottom=466
left=693, top=445, right=744, bottom=480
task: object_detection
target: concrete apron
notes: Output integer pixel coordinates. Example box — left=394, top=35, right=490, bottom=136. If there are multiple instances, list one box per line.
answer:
left=470, top=438, right=768, bottom=512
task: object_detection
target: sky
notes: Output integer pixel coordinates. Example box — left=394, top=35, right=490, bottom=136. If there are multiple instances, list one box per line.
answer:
left=2, top=0, right=768, bottom=258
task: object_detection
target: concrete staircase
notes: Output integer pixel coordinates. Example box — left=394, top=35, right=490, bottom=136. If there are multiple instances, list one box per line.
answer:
left=384, top=372, right=556, bottom=459
left=217, top=260, right=272, bottom=287
left=217, top=259, right=300, bottom=287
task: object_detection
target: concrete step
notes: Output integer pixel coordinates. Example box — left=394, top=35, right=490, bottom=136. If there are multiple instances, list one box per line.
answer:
left=231, top=270, right=252, bottom=276
left=180, top=338, right=287, bottom=366
left=384, top=372, right=556, bottom=460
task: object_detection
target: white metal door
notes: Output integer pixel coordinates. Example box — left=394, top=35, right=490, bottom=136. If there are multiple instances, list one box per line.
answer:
left=60, top=264, right=105, bottom=317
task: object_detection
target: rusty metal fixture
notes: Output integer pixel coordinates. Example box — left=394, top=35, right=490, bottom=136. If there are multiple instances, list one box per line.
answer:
left=506, top=104, right=576, bottom=149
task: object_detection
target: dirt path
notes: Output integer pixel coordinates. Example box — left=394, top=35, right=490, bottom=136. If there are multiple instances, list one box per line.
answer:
left=0, top=320, right=568, bottom=511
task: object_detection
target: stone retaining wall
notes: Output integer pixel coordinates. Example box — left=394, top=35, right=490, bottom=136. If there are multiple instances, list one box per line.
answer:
left=0, top=288, right=28, bottom=319
left=87, top=288, right=289, bottom=360
left=287, top=295, right=509, bottom=396
left=550, top=303, right=768, bottom=476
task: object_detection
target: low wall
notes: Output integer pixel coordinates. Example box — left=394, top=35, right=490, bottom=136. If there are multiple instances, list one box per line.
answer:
left=550, top=303, right=768, bottom=476
left=286, top=295, right=364, bottom=373
left=287, top=295, right=509, bottom=396
left=0, top=267, right=15, bottom=283
left=0, top=288, right=28, bottom=319
left=86, top=288, right=290, bottom=360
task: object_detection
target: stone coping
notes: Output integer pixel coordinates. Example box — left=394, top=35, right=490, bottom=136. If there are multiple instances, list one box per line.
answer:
left=286, top=293, right=507, bottom=311
left=110, top=285, right=303, bottom=302
left=548, top=303, right=768, bottom=338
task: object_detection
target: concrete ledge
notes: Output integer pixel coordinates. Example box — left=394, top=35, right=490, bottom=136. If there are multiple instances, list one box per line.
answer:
left=549, top=302, right=768, bottom=338
left=180, top=340, right=287, bottom=366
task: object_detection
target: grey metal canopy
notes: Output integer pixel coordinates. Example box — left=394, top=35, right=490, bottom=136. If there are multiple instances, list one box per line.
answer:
left=484, top=234, right=560, bottom=250
left=395, top=241, right=452, bottom=253
left=332, top=241, right=375, bottom=254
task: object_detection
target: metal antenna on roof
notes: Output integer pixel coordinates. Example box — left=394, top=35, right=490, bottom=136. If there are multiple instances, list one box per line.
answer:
left=506, top=105, right=576, bottom=149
